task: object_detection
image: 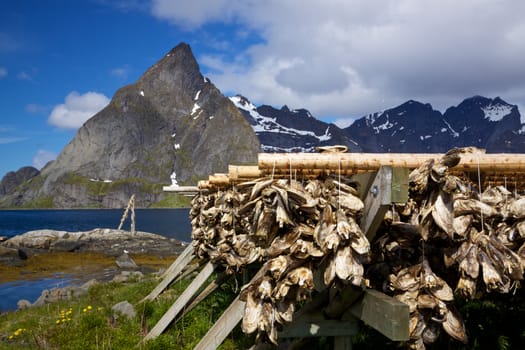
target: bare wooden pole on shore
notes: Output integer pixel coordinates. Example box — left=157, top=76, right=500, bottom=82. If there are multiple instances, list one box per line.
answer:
left=118, top=194, right=136, bottom=235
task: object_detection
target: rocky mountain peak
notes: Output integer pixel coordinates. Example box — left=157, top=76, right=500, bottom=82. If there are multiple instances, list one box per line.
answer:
left=135, top=42, right=206, bottom=118
left=0, top=43, right=259, bottom=208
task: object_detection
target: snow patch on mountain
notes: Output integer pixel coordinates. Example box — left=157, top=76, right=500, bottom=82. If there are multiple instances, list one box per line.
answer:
left=482, top=103, right=513, bottom=121
left=442, top=119, right=460, bottom=138
left=229, top=96, right=332, bottom=142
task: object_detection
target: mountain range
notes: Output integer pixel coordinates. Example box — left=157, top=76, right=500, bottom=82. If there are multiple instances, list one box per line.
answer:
left=1, top=43, right=524, bottom=208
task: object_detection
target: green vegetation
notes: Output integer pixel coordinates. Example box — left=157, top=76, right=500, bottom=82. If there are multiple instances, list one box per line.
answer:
left=3, top=266, right=525, bottom=349
left=18, top=196, right=54, bottom=209
left=150, top=194, right=191, bottom=208
left=0, top=273, right=253, bottom=350
left=62, top=173, right=164, bottom=198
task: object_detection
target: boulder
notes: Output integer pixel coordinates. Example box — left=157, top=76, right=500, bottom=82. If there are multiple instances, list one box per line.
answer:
left=17, top=299, right=32, bottom=310
left=115, top=252, right=138, bottom=269
left=50, top=239, right=82, bottom=252
left=112, top=300, right=136, bottom=319
left=111, top=271, right=144, bottom=283
left=32, top=285, right=89, bottom=306
left=0, top=245, right=27, bottom=266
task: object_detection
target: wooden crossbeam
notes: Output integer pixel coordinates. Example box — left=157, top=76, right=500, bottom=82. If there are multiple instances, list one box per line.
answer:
left=349, top=289, right=409, bottom=341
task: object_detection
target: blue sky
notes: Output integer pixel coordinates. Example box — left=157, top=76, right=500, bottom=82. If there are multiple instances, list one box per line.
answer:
left=1, top=0, right=525, bottom=179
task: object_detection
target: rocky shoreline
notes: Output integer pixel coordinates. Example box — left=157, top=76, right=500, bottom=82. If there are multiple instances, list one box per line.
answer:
left=0, top=228, right=187, bottom=266
left=0, top=229, right=187, bottom=312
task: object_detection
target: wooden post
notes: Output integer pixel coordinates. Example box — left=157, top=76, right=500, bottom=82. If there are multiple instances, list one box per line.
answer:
left=360, top=167, right=409, bottom=241
left=130, top=195, right=135, bottom=235
left=141, top=244, right=194, bottom=302
left=118, top=194, right=135, bottom=233
left=143, top=262, right=216, bottom=342
left=192, top=295, right=246, bottom=350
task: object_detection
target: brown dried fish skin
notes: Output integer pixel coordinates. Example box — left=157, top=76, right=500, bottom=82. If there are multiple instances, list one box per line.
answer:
left=455, top=276, right=477, bottom=299
left=442, top=308, right=468, bottom=344
left=242, top=292, right=262, bottom=334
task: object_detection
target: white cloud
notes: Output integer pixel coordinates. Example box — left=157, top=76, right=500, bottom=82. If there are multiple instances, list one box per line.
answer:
left=0, top=67, right=7, bottom=78
left=151, top=0, right=525, bottom=123
left=151, top=0, right=239, bottom=29
left=48, top=91, right=110, bottom=129
left=32, top=149, right=57, bottom=169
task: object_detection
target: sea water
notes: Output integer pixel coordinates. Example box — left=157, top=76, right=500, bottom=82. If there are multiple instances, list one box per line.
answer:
left=0, top=208, right=191, bottom=312
left=0, top=208, right=191, bottom=242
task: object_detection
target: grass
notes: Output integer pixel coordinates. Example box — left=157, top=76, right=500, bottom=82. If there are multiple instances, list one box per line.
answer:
left=149, top=194, right=191, bottom=208
left=0, top=266, right=254, bottom=350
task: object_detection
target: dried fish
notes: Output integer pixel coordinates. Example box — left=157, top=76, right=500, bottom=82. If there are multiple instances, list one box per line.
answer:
left=442, top=308, right=468, bottom=344
left=189, top=147, right=525, bottom=348
left=242, top=291, right=262, bottom=334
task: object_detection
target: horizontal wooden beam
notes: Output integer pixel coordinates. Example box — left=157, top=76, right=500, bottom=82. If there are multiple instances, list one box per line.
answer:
left=163, top=185, right=200, bottom=193
left=349, top=289, right=409, bottom=341
left=259, top=152, right=525, bottom=173
left=279, top=310, right=358, bottom=338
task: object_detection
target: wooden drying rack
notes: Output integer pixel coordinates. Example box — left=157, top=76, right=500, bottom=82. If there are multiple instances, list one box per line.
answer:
left=153, top=150, right=525, bottom=349
left=163, top=151, right=525, bottom=192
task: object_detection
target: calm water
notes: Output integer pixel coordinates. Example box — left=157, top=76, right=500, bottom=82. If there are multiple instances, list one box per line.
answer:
left=0, top=208, right=191, bottom=242
left=0, top=208, right=191, bottom=312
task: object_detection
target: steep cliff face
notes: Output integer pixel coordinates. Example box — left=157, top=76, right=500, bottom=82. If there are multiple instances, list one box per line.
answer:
left=1, top=43, right=259, bottom=208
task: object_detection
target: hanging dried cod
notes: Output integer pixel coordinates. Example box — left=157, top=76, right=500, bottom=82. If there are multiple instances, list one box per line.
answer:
left=370, top=147, right=525, bottom=349
left=189, top=146, right=525, bottom=349
left=190, top=175, right=370, bottom=344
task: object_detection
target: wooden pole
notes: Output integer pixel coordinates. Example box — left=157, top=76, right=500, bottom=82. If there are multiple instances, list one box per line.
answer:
left=141, top=244, right=195, bottom=302
left=143, top=262, right=217, bottom=342
left=258, top=152, right=525, bottom=173
left=117, top=194, right=135, bottom=232
left=130, top=195, right=135, bottom=235
left=208, top=173, right=230, bottom=186
left=229, top=165, right=262, bottom=180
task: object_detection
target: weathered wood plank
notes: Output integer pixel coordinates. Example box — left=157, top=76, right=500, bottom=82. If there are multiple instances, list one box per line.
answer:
left=141, top=244, right=195, bottom=303
left=161, top=243, right=195, bottom=279
left=143, top=262, right=216, bottom=342
left=192, top=295, right=246, bottom=350
left=391, top=167, right=409, bottom=203
left=193, top=265, right=271, bottom=349
left=349, top=289, right=409, bottom=341
left=324, top=285, right=362, bottom=319
left=334, top=335, right=353, bottom=350
left=360, top=166, right=409, bottom=241
left=360, top=166, right=392, bottom=240
left=258, top=152, right=525, bottom=172
left=175, top=272, right=231, bottom=322
left=350, top=172, right=376, bottom=200
left=280, top=308, right=358, bottom=338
